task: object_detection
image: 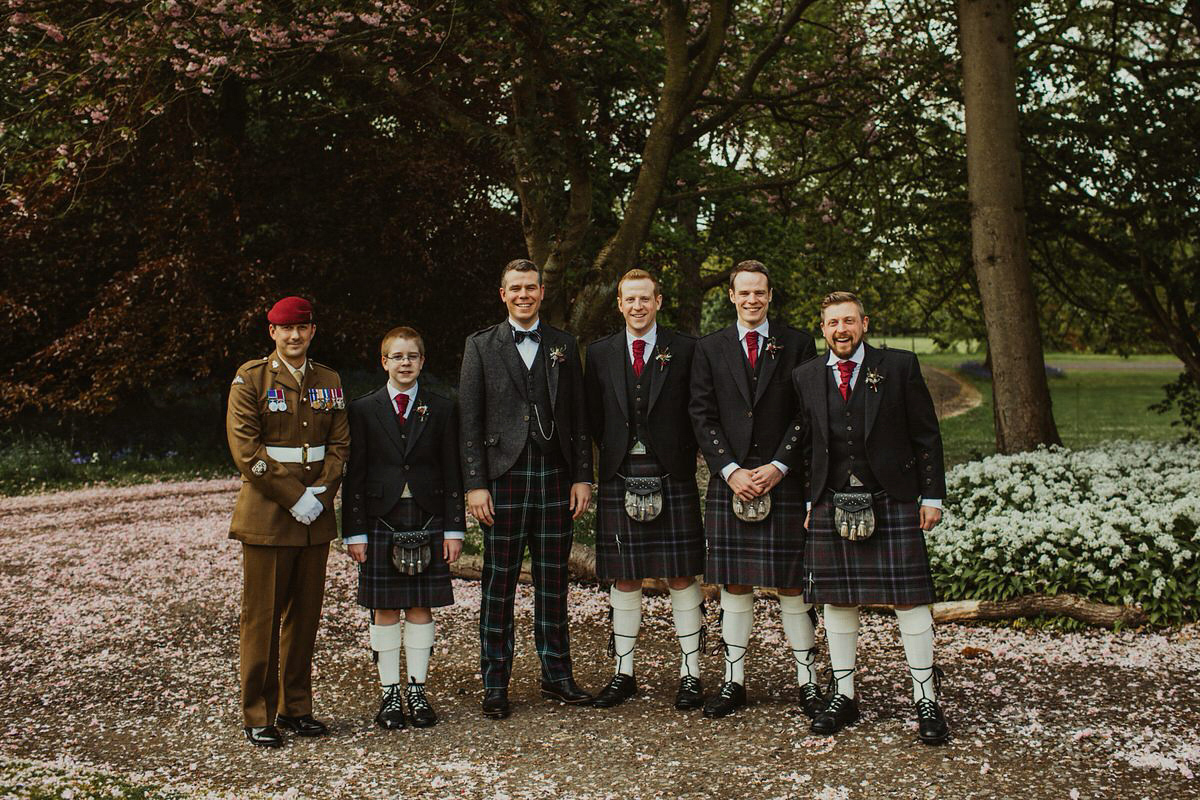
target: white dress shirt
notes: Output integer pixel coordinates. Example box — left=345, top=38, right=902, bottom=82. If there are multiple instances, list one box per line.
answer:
left=510, top=316, right=541, bottom=369
left=720, top=319, right=788, bottom=483
left=343, top=380, right=465, bottom=545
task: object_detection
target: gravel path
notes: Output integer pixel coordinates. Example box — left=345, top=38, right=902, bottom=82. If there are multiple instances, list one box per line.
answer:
left=2, top=481, right=1197, bottom=799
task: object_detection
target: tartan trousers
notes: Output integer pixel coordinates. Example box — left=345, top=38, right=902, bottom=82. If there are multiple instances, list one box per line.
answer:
left=479, top=445, right=575, bottom=689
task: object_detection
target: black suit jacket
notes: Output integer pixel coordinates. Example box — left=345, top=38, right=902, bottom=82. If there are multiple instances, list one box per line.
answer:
left=791, top=343, right=946, bottom=503
left=689, top=320, right=817, bottom=483
left=343, top=386, right=465, bottom=534
left=584, top=327, right=699, bottom=480
left=458, top=320, right=592, bottom=489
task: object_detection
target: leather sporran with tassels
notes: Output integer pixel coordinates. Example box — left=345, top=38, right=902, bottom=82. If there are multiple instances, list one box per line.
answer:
left=731, top=493, right=771, bottom=522
left=624, top=475, right=664, bottom=522
left=832, top=491, right=875, bottom=541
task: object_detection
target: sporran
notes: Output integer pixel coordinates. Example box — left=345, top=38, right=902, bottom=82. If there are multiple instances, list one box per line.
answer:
left=832, top=491, right=876, bottom=542
left=380, top=516, right=434, bottom=575
left=623, top=475, right=664, bottom=522
left=731, top=492, right=771, bottom=523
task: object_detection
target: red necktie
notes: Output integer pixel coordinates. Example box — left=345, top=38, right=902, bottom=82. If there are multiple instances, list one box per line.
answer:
left=632, top=339, right=646, bottom=377
left=745, top=330, right=759, bottom=369
left=837, top=360, right=855, bottom=401
left=394, top=393, right=409, bottom=423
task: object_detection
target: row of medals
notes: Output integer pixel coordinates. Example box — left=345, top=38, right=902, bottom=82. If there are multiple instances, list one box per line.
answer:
left=266, top=388, right=344, bottom=413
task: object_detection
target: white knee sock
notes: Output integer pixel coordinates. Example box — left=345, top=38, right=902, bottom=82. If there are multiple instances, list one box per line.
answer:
left=609, top=586, right=642, bottom=677
left=895, top=605, right=936, bottom=703
left=719, top=589, right=754, bottom=685
left=369, top=621, right=404, bottom=687
left=778, top=594, right=819, bottom=687
left=668, top=583, right=704, bottom=680
left=404, top=620, right=435, bottom=685
left=823, top=605, right=860, bottom=699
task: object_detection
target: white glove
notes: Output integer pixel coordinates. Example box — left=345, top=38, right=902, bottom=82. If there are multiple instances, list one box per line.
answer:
left=289, top=486, right=326, bottom=525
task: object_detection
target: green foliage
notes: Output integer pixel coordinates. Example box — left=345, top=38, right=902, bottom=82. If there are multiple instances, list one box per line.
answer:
left=1151, top=371, right=1200, bottom=443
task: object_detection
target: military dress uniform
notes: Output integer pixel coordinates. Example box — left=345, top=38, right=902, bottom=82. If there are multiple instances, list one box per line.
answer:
left=227, top=349, right=349, bottom=735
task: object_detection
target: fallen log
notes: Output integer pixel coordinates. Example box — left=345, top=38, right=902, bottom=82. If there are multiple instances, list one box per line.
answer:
left=927, top=595, right=1147, bottom=629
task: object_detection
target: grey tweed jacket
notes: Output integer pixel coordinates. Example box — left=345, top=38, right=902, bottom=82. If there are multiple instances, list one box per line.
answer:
left=457, top=320, right=592, bottom=491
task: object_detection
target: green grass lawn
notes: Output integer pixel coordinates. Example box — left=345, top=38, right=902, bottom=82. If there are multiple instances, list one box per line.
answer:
left=938, top=367, right=1184, bottom=466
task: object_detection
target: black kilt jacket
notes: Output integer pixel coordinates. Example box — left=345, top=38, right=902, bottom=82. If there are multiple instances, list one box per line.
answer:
left=689, top=320, right=818, bottom=481
left=791, top=344, right=946, bottom=503
left=343, top=386, right=466, bottom=535
left=458, top=321, right=592, bottom=489
left=584, top=327, right=699, bottom=480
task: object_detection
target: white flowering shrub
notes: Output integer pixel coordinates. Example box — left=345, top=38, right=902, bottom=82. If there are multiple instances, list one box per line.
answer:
left=928, top=441, right=1200, bottom=625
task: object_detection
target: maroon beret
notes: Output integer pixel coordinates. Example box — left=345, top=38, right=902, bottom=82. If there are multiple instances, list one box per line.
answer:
left=267, top=296, right=314, bottom=325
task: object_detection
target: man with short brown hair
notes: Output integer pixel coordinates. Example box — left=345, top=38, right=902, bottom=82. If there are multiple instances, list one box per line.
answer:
left=458, top=259, right=594, bottom=719
left=689, top=261, right=821, bottom=719
left=585, top=269, right=706, bottom=710
left=226, top=296, right=349, bottom=747
left=793, top=290, right=949, bottom=744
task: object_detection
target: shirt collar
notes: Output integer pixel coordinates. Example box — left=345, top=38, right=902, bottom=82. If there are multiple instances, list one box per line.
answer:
left=736, top=319, right=770, bottom=342
left=509, top=316, right=541, bottom=333
left=276, top=352, right=307, bottom=383
left=626, top=324, right=658, bottom=349
left=387, top=381, right=419, bottom=401
left=825, top=341, right=866, bottom=366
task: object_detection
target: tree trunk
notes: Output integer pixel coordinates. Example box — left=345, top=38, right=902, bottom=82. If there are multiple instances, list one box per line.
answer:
left=957, top=0, right=1061, bottom=452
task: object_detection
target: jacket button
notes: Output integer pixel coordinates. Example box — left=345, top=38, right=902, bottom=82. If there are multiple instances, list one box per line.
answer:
left=302, top=421, right=308, bottom=427
left=785, top=445, right=792, bottom=450
left=405, top=465, right=411, bottom=471
left=712, top=439, right=719, bottom=444
left=524, top=415, right=530, bottom=422
left=718, top=448, right=725, bottom=454
left=470, top=469, right=477, bottom=476
left=355, top=494, right=361, bottom=499
left=747, top=411, right=753, bottom=418
left=791, top=436, right=797, bottom=442
left=466, top=441, right=473, bottom=447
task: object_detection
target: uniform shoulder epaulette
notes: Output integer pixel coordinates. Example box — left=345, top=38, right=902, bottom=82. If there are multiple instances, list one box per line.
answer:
left=238, top=358, right=269, bottom=373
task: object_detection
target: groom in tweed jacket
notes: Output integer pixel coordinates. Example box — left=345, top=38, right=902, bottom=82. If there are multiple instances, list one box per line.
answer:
left=458, top=259, right=595, bottom=719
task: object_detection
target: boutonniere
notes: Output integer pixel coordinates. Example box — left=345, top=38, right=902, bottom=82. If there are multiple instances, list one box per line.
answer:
left=765, top=337, right=783, bottom=359
left=549, top=345, right=567, bottom=366
left=864, top=368, right=885, bottom=392
left=656, top=347, right=672, bottom=371
left=415, top=402, right=429, bottom=418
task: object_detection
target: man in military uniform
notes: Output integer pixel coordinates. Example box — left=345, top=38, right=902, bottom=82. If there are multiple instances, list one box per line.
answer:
left=226, top=296, right=350, bottom=747
left=793, top=291, right=949, bottom=744
left=689, top=260, right=821, bottom=719
left=459, top=259, right=594, bottom=719
left=584, top=269, right=706, bottom=711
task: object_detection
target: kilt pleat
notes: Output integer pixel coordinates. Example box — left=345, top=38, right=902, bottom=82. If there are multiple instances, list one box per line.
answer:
left=595, top=456, right=704, bottom=580
left=805, top=494, right=936, bottom=606
left=703, top=475, right=805, bottom=589
left=356, top=500, right=454, bottom=610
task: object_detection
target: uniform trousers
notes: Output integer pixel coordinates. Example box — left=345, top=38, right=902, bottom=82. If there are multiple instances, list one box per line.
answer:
left=240, top=541, right=329, bottom=727
left=479, top=445, right=574, bottom=689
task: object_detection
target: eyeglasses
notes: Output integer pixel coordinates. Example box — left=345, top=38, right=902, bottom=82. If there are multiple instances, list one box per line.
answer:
left=384, top=353, right=423, bottom=363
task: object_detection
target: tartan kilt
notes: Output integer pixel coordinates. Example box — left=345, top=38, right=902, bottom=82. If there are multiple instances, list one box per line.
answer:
left=703, top=474, right=805, bottom=589
left=805, top=493, right=936, bottom=606
left=595, top=456, right=704, bottom=581
left=356, top=500, right=454, bottom=610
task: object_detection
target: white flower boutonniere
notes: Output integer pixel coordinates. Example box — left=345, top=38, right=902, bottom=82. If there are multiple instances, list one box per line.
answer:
left=549, top=345, right=567, bottom=366
left=415, top=402, right=429, bottom=419
left=656, top=347, right=673, bottom=371
left=765, top=337, right=783, bottom=359
left=864, top=368, right=885, bottom=392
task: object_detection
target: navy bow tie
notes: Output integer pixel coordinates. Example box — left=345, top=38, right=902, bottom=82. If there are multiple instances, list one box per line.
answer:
left=513, top=328, right=541, bottom=344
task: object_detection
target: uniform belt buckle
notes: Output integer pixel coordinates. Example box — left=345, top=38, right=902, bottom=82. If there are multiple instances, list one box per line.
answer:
left=301, top=444, right=309, bottom=465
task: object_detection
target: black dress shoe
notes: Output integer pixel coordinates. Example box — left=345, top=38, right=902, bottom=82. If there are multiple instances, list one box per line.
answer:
left=244, top=725, right=283, bottom=748
left=592, top=674, right=638, bottom=708
left=916, top=698, right=950, bottom=744
left=375, top=684, right=406, bottom=730
left=702, top=681, right=746, bottom=718
left=810, top=693, right=859, bottom=735
left=275, top=713, right=329, bottom=737
left=540, top=677, right=594, bottom=705
left=798, top=683, right=826, bottom=719
left=674, top=676, right=704, bottom=711
left=406, top=683, right=438, bottom=728
left=482, top=688, right=511, bottom=719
